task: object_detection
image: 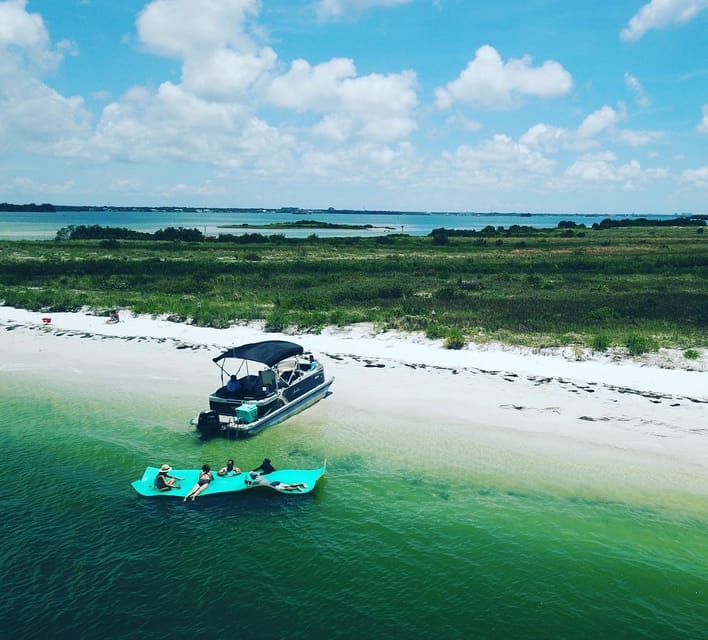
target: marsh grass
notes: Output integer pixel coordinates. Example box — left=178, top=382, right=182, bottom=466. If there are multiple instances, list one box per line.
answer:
left=1, top=226, right=706, bottom=350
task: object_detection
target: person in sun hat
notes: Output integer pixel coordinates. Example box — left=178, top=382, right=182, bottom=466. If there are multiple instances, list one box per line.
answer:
left=154, top=464, right=183, bottom=491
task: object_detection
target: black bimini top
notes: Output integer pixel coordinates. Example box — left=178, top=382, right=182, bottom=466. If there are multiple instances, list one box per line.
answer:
left=213, top=340, right=304, bottom=367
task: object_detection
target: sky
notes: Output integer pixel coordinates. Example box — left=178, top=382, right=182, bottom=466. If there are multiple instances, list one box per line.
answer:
left=0, top=0, right=707, bottom=213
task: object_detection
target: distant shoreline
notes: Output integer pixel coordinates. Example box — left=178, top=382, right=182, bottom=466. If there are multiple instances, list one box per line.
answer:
left=1, top=202, right=704, bottom=218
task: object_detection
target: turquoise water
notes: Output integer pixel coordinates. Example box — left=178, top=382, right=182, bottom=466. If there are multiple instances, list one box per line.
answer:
left=0, top=369, right=706, bottom=640
left=0, top=209, right=675, bottom=240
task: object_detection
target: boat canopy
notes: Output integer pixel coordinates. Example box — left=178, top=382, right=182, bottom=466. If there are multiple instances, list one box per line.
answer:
left=213, top=340, right=304, bottom=367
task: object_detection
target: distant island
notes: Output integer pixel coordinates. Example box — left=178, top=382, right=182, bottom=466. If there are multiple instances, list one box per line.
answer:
left=218, top=219, right=395, bottom=231
left=0, top=202, right=56, bottom=212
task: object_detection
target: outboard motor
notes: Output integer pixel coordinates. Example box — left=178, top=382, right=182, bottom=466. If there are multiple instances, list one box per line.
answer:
left=196, top=409, right=220, bottom=439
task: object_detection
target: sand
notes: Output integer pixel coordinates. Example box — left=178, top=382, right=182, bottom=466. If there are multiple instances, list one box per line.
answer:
left=1, top=306, right=706, bottom=505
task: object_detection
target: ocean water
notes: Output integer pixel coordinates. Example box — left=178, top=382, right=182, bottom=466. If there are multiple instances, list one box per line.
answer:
left=0, top=209, right=676, bottom=240
left=0, top=367, right=706, bottom=640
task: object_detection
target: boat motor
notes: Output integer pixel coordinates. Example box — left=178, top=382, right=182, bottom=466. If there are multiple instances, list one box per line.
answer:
left=196, top=409, right=220, bottom=439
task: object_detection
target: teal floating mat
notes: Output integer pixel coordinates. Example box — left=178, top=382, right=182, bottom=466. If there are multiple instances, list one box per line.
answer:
left=131, top=461, right=326, bottom=498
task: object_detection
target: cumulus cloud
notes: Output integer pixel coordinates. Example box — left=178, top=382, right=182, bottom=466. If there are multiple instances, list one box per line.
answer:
left=0, top=0, right=91, bottom=152
left=445, top=113, right=483, bottom=133
left=267, top=58, right=418, bottom=143
left=434, top=45, right=572, bottom=110
left=624, top=72, right=651, bottom=107
left=519, top=123, right=571, bottom=153
left=84, top=0, right=418, bottom=167
left=0, top=0, right=59, bottom=69
left=620, top=0, right=708, bottom=42
left=12, top=176, right=75, bottom=194
left=564, top=152, right=637, bottom=182
left=137, top=0, right=277, bottom=102
left=137, top=0, right=261, bottom=58
left=698, top=104, right=708, bottom=133
left=427, top=134, right=556, bottom=194
left=577, top=105, right=624, bottom=139
left=314, top=0, right=412, bottom=21
left=619, top=129, right=663, bottom=146
left=681, top=166, right=708, bottom=187
left=556, top=151, right=670, bottom=193
left=91, top=81, right=293, bottom=167
left=522, top=105, right=649, bottom=154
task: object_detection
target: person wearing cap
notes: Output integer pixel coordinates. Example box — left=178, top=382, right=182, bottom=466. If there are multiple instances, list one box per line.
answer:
left=252, top=458, right=275, bottom=474
left=154, top=464, right=183, bottom=491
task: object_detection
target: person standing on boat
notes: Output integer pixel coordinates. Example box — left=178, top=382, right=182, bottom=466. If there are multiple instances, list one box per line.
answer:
left=252, top=458, right=275, bottom=474
left=217, top=459, right=241, bottom=476
left=154, top=464, right=183, bottom=491
left=184, top=464, right=214, bottom=502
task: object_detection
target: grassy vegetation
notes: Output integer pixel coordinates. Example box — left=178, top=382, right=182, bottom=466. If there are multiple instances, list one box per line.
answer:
left=0, top=224, right=706, bottom=353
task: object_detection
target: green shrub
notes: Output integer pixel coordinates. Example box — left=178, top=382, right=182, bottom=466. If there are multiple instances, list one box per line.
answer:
left=264, top=308, right=288, bottom=332
left=590, top=334, right=611, bottom=352
left=625, top=333, right=658, bottom=356
left=425, top=324, right=447, bottom=340
left=444, top=329, right=465, bottom=350
left=683, top=349, right=699, bottom=360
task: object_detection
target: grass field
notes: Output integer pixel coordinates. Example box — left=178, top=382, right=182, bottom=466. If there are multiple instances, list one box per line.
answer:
left=1, top=223, right=706, bottom=353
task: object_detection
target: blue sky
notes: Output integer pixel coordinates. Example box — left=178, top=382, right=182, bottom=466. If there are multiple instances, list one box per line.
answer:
left=1, top=0, right=707, bottom=213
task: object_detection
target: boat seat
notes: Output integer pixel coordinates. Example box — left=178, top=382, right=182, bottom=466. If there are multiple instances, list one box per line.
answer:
left=258, top=369, right=277, bottom=394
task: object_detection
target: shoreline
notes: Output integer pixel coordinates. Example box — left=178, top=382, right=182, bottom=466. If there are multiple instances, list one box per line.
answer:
left=1, top=305, right=705, bottom=394
left=2, top=305, right=707, bottom=508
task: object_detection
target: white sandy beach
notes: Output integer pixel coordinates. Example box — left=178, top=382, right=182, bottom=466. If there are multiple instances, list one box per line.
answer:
left=2, top=306, right=707, bottom=507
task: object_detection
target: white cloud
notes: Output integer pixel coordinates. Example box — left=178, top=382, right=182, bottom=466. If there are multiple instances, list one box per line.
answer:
left=564, top=152, right=636, bottom=182
left=137, top=0, right=277, bottom=102
left=559, top=152, right=669, bottom=193
left=13, top=176, right=75, bottom=194
left=698, top=104, right=708, bottom=133
left=434, top=45, right=573, bottom=110
left=267, top=58, right=418, bottom=143
left=182, top=47, right=277, bottom=101
left=621, top=0, right=708, bottom=41
left=681, top=166, right=708, bottom=187
left=519, top=123, right=571, bottom=152
left=521, top=105, right=639, bottom=154
left=428, top=134, right=556, bottom=193
left=619, top=129, right=663, bottom=146
left=137, top=0, right=261, bottom=59
left=314, top=0, right=412, bottom=21
left=624, top=72, right=651, bottom=107
left=0, top=0, right=91, bottom=152
left=577, top=105, right=624, bottom=139
left=445, top=113, right=483, bottom=133
left=91, top=81, right=287, bottom=165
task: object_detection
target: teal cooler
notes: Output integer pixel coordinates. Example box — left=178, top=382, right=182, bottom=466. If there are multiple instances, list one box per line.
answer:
left=236, top=403, right=258, bottom=423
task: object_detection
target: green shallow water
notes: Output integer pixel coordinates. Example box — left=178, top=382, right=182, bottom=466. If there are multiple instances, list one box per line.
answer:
left=0, top=373, right=706, bottom=640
